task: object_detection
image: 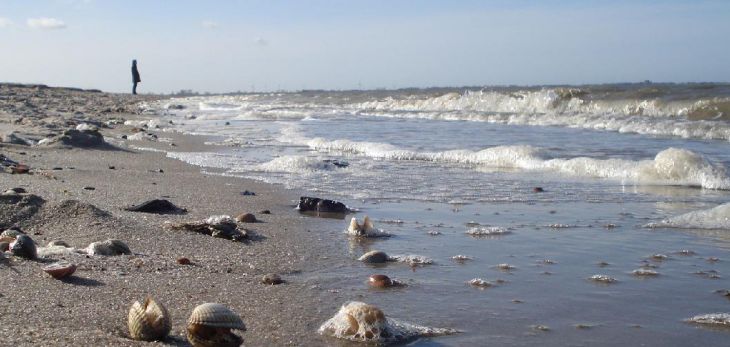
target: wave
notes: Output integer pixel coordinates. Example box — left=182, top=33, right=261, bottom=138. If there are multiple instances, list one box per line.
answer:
left=279, top=128, right=730, bottom=189
left=647, top=203, right=730, bottom=229
left=355, top=90, right=730, bottom=141
left=249, top=155, right=349, bottom=173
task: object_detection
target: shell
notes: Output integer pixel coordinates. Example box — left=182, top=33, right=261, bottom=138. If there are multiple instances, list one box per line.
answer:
left=86, top=239, right=131, bottom=256
left=318, top=301, right=459, bottom=343
left=368, top=274, right=393, bottom=288
left=128, top=297, right=172, bottom=341
left=42, top=261, right=77, bottom=279
left=358, top=250, right=389, bottom=264
left=47, top=240, right=70, bottom=247
left=187, top=324, right=243, bottom=347
left=235, top=213, right=257, bottom=223
left=1, top=228, right=25, bottom=239
left=10, top=234, right=37, bottom=259
left=188, top=303, right=246, bottom=330
left=187, top=303, right=245, bottom=347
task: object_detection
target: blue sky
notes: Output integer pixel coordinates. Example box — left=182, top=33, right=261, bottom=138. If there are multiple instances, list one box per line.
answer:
left=1, top=0, right=729, bottom=93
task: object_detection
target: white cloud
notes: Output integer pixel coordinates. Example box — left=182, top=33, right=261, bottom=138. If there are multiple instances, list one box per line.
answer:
left=27, top=17, right=67, bottom=30
left=254, top=37, right=268, bottom=46
left=0, top=18, right=12, bottom=28
left=201, top=20, right=218, bottom=29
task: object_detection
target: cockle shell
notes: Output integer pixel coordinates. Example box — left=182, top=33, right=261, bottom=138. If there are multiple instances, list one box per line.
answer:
left=358, top=250, right=389, bottom=264
left=128, top=297, right=172, bottom=341
left=10, top=234, right=37, bottom=259
left=42, top=261, right=77, bottom=279
left=368, top=274, right=393, bottom=288
left=318, top=301, right=458, bottom=344
left=86, top=239, right=131, bottom=256
left=187, top=303, right=245, bottom=347
left=347, top=216, right=389, bottom=237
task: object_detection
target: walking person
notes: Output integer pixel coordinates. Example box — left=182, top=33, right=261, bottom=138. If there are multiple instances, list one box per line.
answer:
left=132, top=60, right=141, bottom=94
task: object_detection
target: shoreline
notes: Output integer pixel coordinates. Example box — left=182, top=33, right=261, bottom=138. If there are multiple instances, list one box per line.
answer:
left=0, top=84, right=351, bottom=346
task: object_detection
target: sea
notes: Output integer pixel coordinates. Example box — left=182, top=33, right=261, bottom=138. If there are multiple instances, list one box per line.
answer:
left=141, top=83, right=730, bottom=346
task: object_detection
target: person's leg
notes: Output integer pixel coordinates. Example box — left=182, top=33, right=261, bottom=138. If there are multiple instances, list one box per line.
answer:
left=133, top=82, right=137, bottom=95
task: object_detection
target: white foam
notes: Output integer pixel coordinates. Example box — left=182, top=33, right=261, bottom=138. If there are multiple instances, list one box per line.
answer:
left=281, top=127, right=730, bottom=190
left=252, top=155, right=346, bottom=173
left=685, top=313, right=730, bottom=326
left=166, top=152, right=234, bottom=169
left=647, top=203, right=730, bottom=229
left=356, top=90, right=730, bottom=141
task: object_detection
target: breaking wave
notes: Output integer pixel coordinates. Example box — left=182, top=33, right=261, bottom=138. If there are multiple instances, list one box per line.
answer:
left=647, top=203, right=730, bottom=229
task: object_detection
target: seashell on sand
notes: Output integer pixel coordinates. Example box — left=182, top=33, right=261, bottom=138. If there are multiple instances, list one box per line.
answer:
left=42, top=261, right=77, bottom=279
left=235, top=213, right=257, bottom=223
left=358, top=250, right=389, bottom=264
left=187, top=303, right=245, bottom=347
left=128, top=297, right=172, bottom=341
left=347, top=216, right=389, bottom=237
left=86, top=239, right=131, bottom=256
left=318, top=301, right=458, bottom=343
left=10, top=234, right=37, bottom=259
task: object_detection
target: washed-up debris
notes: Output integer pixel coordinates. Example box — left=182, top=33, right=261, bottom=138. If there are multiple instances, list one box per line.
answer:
left=40, top=128, right=105, bottom=147
left=168, top=215, right=248, bottom=241
left=42, top=261, right=77, bottom=279
left=125, top=199, right=186, bottom=214
left=297, top=196, right=349, bottom=213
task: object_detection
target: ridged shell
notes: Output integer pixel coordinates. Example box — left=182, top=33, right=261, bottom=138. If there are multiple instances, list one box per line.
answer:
left=42, top=261, right=77, bottom=279
left=128, top=297, right=172, bottom=341
left=188, top=303, right=245, bottom=330
left=187, top=325, right=243, bottom=347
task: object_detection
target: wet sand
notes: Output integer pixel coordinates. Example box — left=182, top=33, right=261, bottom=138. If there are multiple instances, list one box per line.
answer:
left=0, top=84, right=348, bottom=346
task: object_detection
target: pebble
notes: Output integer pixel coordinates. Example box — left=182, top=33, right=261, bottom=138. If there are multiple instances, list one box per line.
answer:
left=259, top=210, right=271, bottom=214
left=235, top=213, right=257, bottom=223
left=177, top=257, right=191, bottom=265
left=261, top=273, right=283, bottom=285
left=83, top=186, right=95, bottom=190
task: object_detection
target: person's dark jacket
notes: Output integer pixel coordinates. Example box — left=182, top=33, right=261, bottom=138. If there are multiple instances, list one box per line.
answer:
left=132, top=64, right=141, bottom=83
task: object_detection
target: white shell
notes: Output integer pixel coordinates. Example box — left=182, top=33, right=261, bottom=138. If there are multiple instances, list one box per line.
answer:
left=188, top=303, right=245, bottom=330
left=86, top=239, right=131, bottom=256
left=347, top=216, right=389, bottom=237
left=128, top=297, right=171, bottom=341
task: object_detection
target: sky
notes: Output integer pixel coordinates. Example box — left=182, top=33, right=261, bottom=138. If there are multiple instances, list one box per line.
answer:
left=1, top=0, right=729, bottom=93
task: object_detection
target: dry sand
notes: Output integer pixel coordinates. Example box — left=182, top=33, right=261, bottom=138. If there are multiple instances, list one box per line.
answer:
left=0, top=84, right=350, bottom=346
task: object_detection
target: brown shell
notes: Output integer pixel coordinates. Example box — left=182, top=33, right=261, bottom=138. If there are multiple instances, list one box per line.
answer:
left=42, top=261, right=77, bottom=279
left=128, top=297, right=172, bottom=341
left=368, top=274, right=393, bottom=288
left=188, top=303, right=245, bottom=330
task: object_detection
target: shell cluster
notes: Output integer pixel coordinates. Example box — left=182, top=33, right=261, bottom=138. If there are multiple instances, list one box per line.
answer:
left=318, top=301, right=458, bottom=344
left=187, top=303, right=246, bottom=347
left=128, top=297, right=172, bottom=341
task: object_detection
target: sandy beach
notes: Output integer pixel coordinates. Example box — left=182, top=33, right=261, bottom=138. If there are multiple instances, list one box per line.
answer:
left=0, top=84, right=347, bottom=346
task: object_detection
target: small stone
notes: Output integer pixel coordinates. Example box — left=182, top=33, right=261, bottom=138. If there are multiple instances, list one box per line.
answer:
left=108, top=166, right=115, bottom=170
left=262, top=273, right=283, bottom=285
left=533, top=187, right=544, bottom=193
left=259, top=210, right=271, bottom=214
left=368, top=274, right=393, bottom=288
left=177, top=257, right=191, bottom=265
left=235, top=213, right=257, bottom=223
left=83, top=186, right=95, bottom=190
